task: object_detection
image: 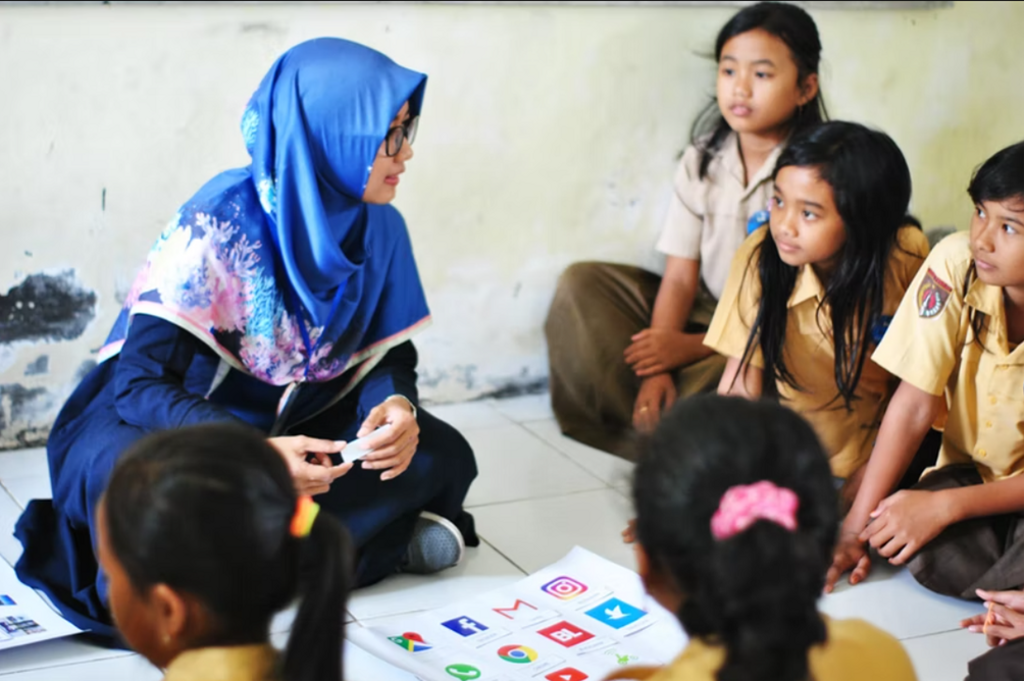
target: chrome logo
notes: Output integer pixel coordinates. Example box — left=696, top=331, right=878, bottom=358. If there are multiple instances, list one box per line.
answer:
left=498, top=644, right=538, bottom=664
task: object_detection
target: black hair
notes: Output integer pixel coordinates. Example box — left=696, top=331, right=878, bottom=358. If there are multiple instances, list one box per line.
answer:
left=968, top=141, right=1024, bottom=209
left=691, top=1, right=828, bottom=179
left=633, top=395, right=837, bottom=681
left=738, top=121, right=916, bottom=409
left=103, top=423, right=351, bottom=681
left=963, top=140, right=1024, bottom=343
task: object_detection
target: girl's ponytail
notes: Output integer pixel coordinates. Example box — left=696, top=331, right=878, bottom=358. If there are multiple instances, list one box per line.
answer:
left=283, top=511, right=353, bottom=681
left=634, top=396, right=838, bottom=681
left=104, top=425, right=356, bottom=681
left=689, top=522, right=827, bottom=681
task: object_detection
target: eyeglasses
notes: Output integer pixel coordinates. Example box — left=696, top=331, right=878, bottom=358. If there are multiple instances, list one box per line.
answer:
left=382, top=116, right=419, bottom=157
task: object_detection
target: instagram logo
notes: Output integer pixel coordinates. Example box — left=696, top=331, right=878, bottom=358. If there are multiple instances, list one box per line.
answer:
left=541, top=576, right=588, bottom=600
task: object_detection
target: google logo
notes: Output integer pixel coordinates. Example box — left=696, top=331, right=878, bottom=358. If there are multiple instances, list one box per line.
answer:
left=497, top=644, right=538, bottom=664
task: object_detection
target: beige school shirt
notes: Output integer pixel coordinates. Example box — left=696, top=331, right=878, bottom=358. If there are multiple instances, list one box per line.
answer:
left=605, top=617, right=916, bottom=681
left=873, top=232, right=1024, bottom=483
left=704, top=226, right=929, bottom=478
left=656, top=133, right=783, bottom=300
left=163, top=645, right=279, bottom=681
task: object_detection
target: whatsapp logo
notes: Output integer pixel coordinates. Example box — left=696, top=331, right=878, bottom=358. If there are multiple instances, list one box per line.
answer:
left=445, top=663, right=482, bottom=680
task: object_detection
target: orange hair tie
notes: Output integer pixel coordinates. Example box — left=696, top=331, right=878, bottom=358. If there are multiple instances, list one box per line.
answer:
left=290, top=496, right=320, bottom=538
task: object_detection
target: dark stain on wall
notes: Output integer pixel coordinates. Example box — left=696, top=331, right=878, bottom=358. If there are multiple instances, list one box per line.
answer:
left=24, top=356, right=49, bottom=376
left=0, top=383, right=54, bottom=449
left=0, top=271, right=97, bottom=344
left=477, top=377, right=549, bottom=401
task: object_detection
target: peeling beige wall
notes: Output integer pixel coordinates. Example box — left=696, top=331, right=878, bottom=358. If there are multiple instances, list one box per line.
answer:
left=0, top=2, right=1021, bottom=447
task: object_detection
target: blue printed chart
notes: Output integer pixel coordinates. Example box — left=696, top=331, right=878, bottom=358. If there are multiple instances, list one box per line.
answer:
left=0, top=557, right=81, bottom=651
left=348, top=547, right=688, bottom=681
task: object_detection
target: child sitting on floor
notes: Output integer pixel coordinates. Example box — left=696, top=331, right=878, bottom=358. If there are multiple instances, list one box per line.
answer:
left=95, top=422, right=351, bottom=681
left=612, top=395, right=916, bottom=681
left=828, top=141, right=1024, bottom=599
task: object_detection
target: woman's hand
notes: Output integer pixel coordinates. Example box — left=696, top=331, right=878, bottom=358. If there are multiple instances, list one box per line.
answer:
left=962, top=590, right=1024, bottom=647
left=268, top=436, right=352, bottom=496
left=633, top=374, right=677, bottom=433
left=356, top=396, right=420, bottom=481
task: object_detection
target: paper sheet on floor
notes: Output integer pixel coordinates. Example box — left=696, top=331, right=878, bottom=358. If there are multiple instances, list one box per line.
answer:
left=348, top=546, right=687, bottom=681
left=0, top=558, right=81, bottom=651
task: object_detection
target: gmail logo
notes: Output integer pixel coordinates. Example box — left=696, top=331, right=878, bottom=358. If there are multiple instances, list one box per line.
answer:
left=493, top=599, right=538, bottom=621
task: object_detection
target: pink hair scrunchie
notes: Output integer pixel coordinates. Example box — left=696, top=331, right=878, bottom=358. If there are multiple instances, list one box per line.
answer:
left=710, top=481, right=800, bottom=540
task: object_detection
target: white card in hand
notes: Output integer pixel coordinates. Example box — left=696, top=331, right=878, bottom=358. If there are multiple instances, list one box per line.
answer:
left=341, top=425, right=392, bottom=463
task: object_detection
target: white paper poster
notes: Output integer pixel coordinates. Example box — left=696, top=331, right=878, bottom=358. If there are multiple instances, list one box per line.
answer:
left=0, top=558, right=81, bottom=651
left=348, top=547, right=688, bottom=681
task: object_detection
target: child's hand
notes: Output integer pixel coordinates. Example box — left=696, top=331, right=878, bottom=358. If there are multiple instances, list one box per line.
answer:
left=633, top=374, right=677, bottom=433
left=962, top=590, right=1024, bottom=647
left=622, top=519, right=637, bottom=544
left=960, top=612, right=1003, bottom=647
left=976, top=589, right=1024, bottom=613
left=625, top=329, right=706, bottom=377
left=824, top=529, right=871, bottom=593
left=859, top=490, right=953, bottom=565
left=625, top=328, right=684, bottom=375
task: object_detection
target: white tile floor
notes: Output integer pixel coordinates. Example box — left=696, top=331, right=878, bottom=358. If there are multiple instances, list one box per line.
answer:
left=0, top=393, right=994, bottom=679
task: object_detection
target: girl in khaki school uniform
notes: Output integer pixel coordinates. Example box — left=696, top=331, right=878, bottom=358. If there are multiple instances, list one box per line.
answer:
left=544, top=2, right=827, bottom=460
left=705, top=121, right=929, bottom=501
left=96, top=424, right=350, bottom=681
left=829, top=142, right=1024, bottom=601
left=610, top=395, right=915, bottom=681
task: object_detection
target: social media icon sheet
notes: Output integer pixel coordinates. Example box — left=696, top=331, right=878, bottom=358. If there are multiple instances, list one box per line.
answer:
left=354, top=548, right=685, bottom=681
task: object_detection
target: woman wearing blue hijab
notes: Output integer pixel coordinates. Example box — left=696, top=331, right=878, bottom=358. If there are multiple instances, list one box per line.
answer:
left=14, top=38, right=479, bottom=640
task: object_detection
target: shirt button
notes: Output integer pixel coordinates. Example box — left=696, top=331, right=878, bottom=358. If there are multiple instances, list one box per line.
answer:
left=978, top=449, right=988, bottom=458
left=990, top=396, right=999, bottom=405
left=986, top=421, right=993, bottom=428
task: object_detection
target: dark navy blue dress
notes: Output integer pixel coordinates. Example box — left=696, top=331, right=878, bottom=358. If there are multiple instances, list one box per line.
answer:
left=14, top=314, right=477, bottom=641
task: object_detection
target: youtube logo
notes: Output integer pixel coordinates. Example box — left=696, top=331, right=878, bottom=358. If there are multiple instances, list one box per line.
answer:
left=545, top=668, right=588, bottom=681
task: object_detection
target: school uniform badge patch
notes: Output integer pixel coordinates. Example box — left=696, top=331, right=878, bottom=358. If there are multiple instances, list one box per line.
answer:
left=917, top=269, right=952, bottom=318
left=746, top=210, right=770, bottom=235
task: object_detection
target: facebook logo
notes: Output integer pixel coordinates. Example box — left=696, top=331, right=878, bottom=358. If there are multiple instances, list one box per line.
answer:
left=442, top=616, right=490, bottom=637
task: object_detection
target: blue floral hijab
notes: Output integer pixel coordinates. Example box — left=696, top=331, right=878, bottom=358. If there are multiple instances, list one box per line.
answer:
left=100, top=38, right=431, bottom=387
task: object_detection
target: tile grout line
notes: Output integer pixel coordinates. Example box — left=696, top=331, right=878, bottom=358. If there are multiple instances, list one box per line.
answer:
left=518, top=420, right=636, bottom=491
left=477, top=536, right=530, bottom=577
left=898, top=625, right=978, bottom=642
left=347, top=537, right=530, bottom=627
left=0, top=653, right=153, bottom=678
left=0, top=480, right=24, bottom=511
left=465, top=485, right=622, bottom=511
left=514, top=422, right=612, bottom=489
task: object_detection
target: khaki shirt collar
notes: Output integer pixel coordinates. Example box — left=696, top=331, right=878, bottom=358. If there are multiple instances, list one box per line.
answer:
left=964, top=276, right=1016, bottom=356
left=788, top=262, right=825, bottom=309
left=720, top=133, right=785, bottom=199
